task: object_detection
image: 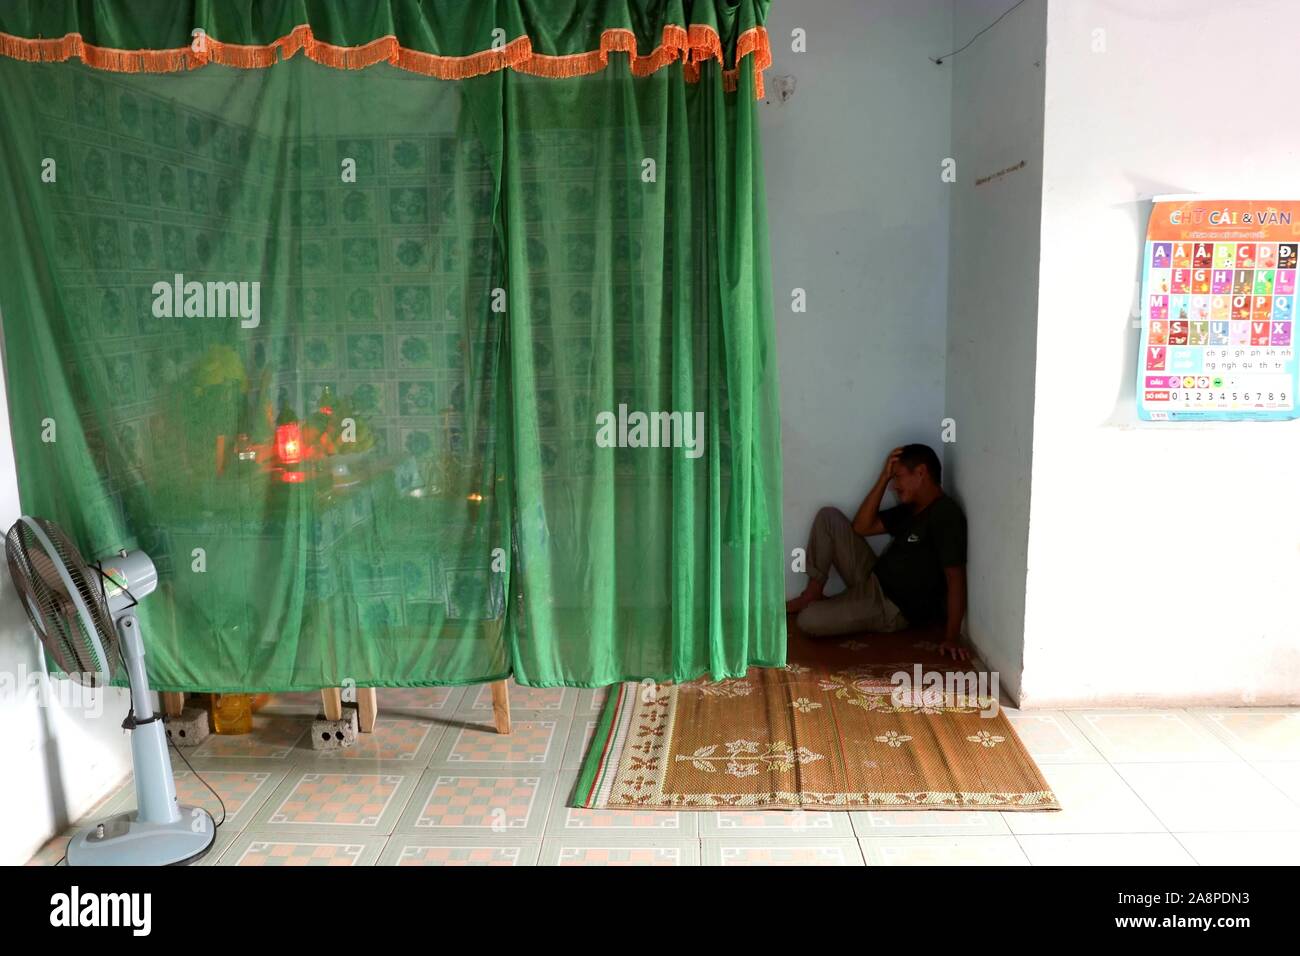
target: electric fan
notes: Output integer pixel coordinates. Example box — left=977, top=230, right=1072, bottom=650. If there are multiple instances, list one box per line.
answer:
left=5, top=516, right=215, bottom=865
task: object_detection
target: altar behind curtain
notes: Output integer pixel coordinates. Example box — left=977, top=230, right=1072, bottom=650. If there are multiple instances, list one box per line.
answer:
left=0, top=0, right=784, bottom=690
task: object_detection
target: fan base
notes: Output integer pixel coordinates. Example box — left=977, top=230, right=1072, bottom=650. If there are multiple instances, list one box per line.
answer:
left=66, top=807, right=216, bottom=866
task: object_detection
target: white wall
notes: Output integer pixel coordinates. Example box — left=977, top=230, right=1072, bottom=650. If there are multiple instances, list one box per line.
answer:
left=943, top=0, right=1047, bottom=699
left=763, top=0, right=953, bottom=592
left=1022, top=0, right=1300, bottom=705
left=0, top=330, right=133, bottom=865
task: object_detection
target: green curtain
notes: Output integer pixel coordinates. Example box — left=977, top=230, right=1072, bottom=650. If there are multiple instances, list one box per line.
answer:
left=0, top=1, right=784, bottom=691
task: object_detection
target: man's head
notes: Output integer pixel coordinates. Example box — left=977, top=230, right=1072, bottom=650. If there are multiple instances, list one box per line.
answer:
left=891, top=443, right=942, bottom=505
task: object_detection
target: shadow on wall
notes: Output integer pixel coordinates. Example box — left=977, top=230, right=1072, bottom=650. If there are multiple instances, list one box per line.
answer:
left=2, top=596, right=62, bottom=811
left=1104, top=186, right=1195, bottom=426
left=0, top=578, right=129, bottom=863
left=1107, top=195, right=1154, bottom=424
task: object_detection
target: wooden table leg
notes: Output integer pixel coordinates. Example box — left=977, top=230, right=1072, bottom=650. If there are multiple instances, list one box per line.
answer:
left=161, top=692, right=185, bottom=717
left=490, top=680, right=511, bottom=735
left=320, top=688, right=343, bottom=721
left=356, top=686, right=377, bottom=733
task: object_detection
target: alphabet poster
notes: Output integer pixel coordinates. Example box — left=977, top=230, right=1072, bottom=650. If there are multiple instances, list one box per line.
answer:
left=1138, top=198, right=1299, bottom=421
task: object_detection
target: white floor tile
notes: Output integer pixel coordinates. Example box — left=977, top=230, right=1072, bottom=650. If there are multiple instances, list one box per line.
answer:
left=1016, top=833, right=1195, bottom=866
left=1005, top=710, right=1106, bottom=764
left=859, top=835, right=1028, bottom=866
left=1002, top=763, right=1164, bottom=835
left=1114, top=761, right=1300, bottom=832
left=1188, top=708, right=1300, bottom=761
left=1068, top=710, right=1241, bottom=763
left=1174, top=831, right=1300, bottom=865
left=850, top=809, right=1010, bottom=838
left=1252, top=761, right=1300, bottom=805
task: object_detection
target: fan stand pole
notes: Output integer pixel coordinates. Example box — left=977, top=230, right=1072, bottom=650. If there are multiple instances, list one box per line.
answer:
left=118, top=614, right=181, bottom=826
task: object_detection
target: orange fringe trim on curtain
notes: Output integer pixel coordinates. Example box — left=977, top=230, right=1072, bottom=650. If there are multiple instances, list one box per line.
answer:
left=0, top=22, right=770, bottom=97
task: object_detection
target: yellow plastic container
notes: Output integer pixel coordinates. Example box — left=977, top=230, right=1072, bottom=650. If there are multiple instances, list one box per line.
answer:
left=212, top=693, right=253, bottom=735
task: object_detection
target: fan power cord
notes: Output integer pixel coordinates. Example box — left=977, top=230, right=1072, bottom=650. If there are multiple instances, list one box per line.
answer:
left=168, top=730, right=228, bottom=829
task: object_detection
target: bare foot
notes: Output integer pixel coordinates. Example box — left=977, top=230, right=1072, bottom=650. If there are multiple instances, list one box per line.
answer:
left=785, top=585, right=823, bottom=614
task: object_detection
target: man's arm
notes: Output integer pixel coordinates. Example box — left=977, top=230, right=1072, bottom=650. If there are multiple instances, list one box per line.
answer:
left=852, top=447, right=902, bottom=536
left=940, top=565, right=969, bottom=661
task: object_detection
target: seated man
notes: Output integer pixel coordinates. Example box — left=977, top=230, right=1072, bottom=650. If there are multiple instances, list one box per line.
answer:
left=786, top=444, right=969, bottom=661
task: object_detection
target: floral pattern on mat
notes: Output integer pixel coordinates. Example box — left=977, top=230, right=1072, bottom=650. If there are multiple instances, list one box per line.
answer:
left=575, top=632, right=1060, bottom=811
left=676, top=739, right=826, bottom=778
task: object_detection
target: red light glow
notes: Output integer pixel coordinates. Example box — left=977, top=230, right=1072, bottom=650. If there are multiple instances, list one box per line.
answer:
left=276, top=422, right=303, bottom=465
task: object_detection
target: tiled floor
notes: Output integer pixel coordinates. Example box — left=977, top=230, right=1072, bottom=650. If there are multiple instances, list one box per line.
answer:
left=26, top=686, right=1300, bottom=866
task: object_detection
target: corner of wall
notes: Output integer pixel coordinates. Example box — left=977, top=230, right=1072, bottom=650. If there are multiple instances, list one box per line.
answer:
left=943, top=0, right=1048, bottom=703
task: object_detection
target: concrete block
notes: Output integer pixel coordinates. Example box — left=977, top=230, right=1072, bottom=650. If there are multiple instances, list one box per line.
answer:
left=311, top=707, right=359, bottom=750
left=164, top=707, right=210, bottom=748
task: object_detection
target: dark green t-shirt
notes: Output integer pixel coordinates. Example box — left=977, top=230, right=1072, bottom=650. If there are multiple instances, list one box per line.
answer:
left=873, top=495, right=967, bottom=626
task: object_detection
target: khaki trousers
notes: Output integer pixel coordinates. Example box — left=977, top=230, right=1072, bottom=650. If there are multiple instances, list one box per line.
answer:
left=796, top=506, right=907, bottom=637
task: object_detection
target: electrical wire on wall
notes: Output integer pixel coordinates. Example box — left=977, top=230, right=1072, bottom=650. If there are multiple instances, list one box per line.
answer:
left=931, top=0, right=1030, bottom=64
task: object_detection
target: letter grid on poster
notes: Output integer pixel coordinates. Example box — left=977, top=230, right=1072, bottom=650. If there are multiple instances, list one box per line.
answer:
left=1139, top=198, right=1299, bottom=421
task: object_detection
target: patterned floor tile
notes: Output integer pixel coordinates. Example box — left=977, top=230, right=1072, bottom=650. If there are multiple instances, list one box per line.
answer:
left=1004, top=710, right=1106, bottom=764
left=189, top=824, right=245, bottom=867
left=394, top=769, right=557, bottom=838
left=61, top=774, right=136, bottom=822
left=217, top=828, right=386, bottom=866
left=190, top=714, right=311, bottom=761
left=701, top=809, right=855, bottom=837
left=258, top=692, right=324, bottom=715
left=251, top=767, right=421, bottom=832
left=1067, top=710, right=1240, bottom=763
left=702, top=838, right=864, bottom=866
left=546, top=783, right=699, bottom=837
left=432, top=716, right=568, bottom=769
left=379, top=836, right=540, bottom=866
left=859, top=835, right=1029, bottom=866
left=577, top=687, right=612, bottom=716
left=458, top=679, right=576, bottom=717
left=1016, top=833, right=1195, bottom=866
left=294, top=717, right=444, bottom=765
left=850, top=809, right=1010, bottom=838
left=1187, top=708, right=1300, bottom=761
left=373, top=685, right=466, bottom=716
left=35, top=695, right=1299, bottom=867
left=161, top=766, right=285, bottom=829
left=540, top=840, right=699, bottom=866
left=25, top=831, right=75, bottom=866
left=561, top=717, right=600, bottom=769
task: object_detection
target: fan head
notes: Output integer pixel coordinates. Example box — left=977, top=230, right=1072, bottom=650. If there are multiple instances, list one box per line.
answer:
left=5, top=517, right=118, bottom=686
